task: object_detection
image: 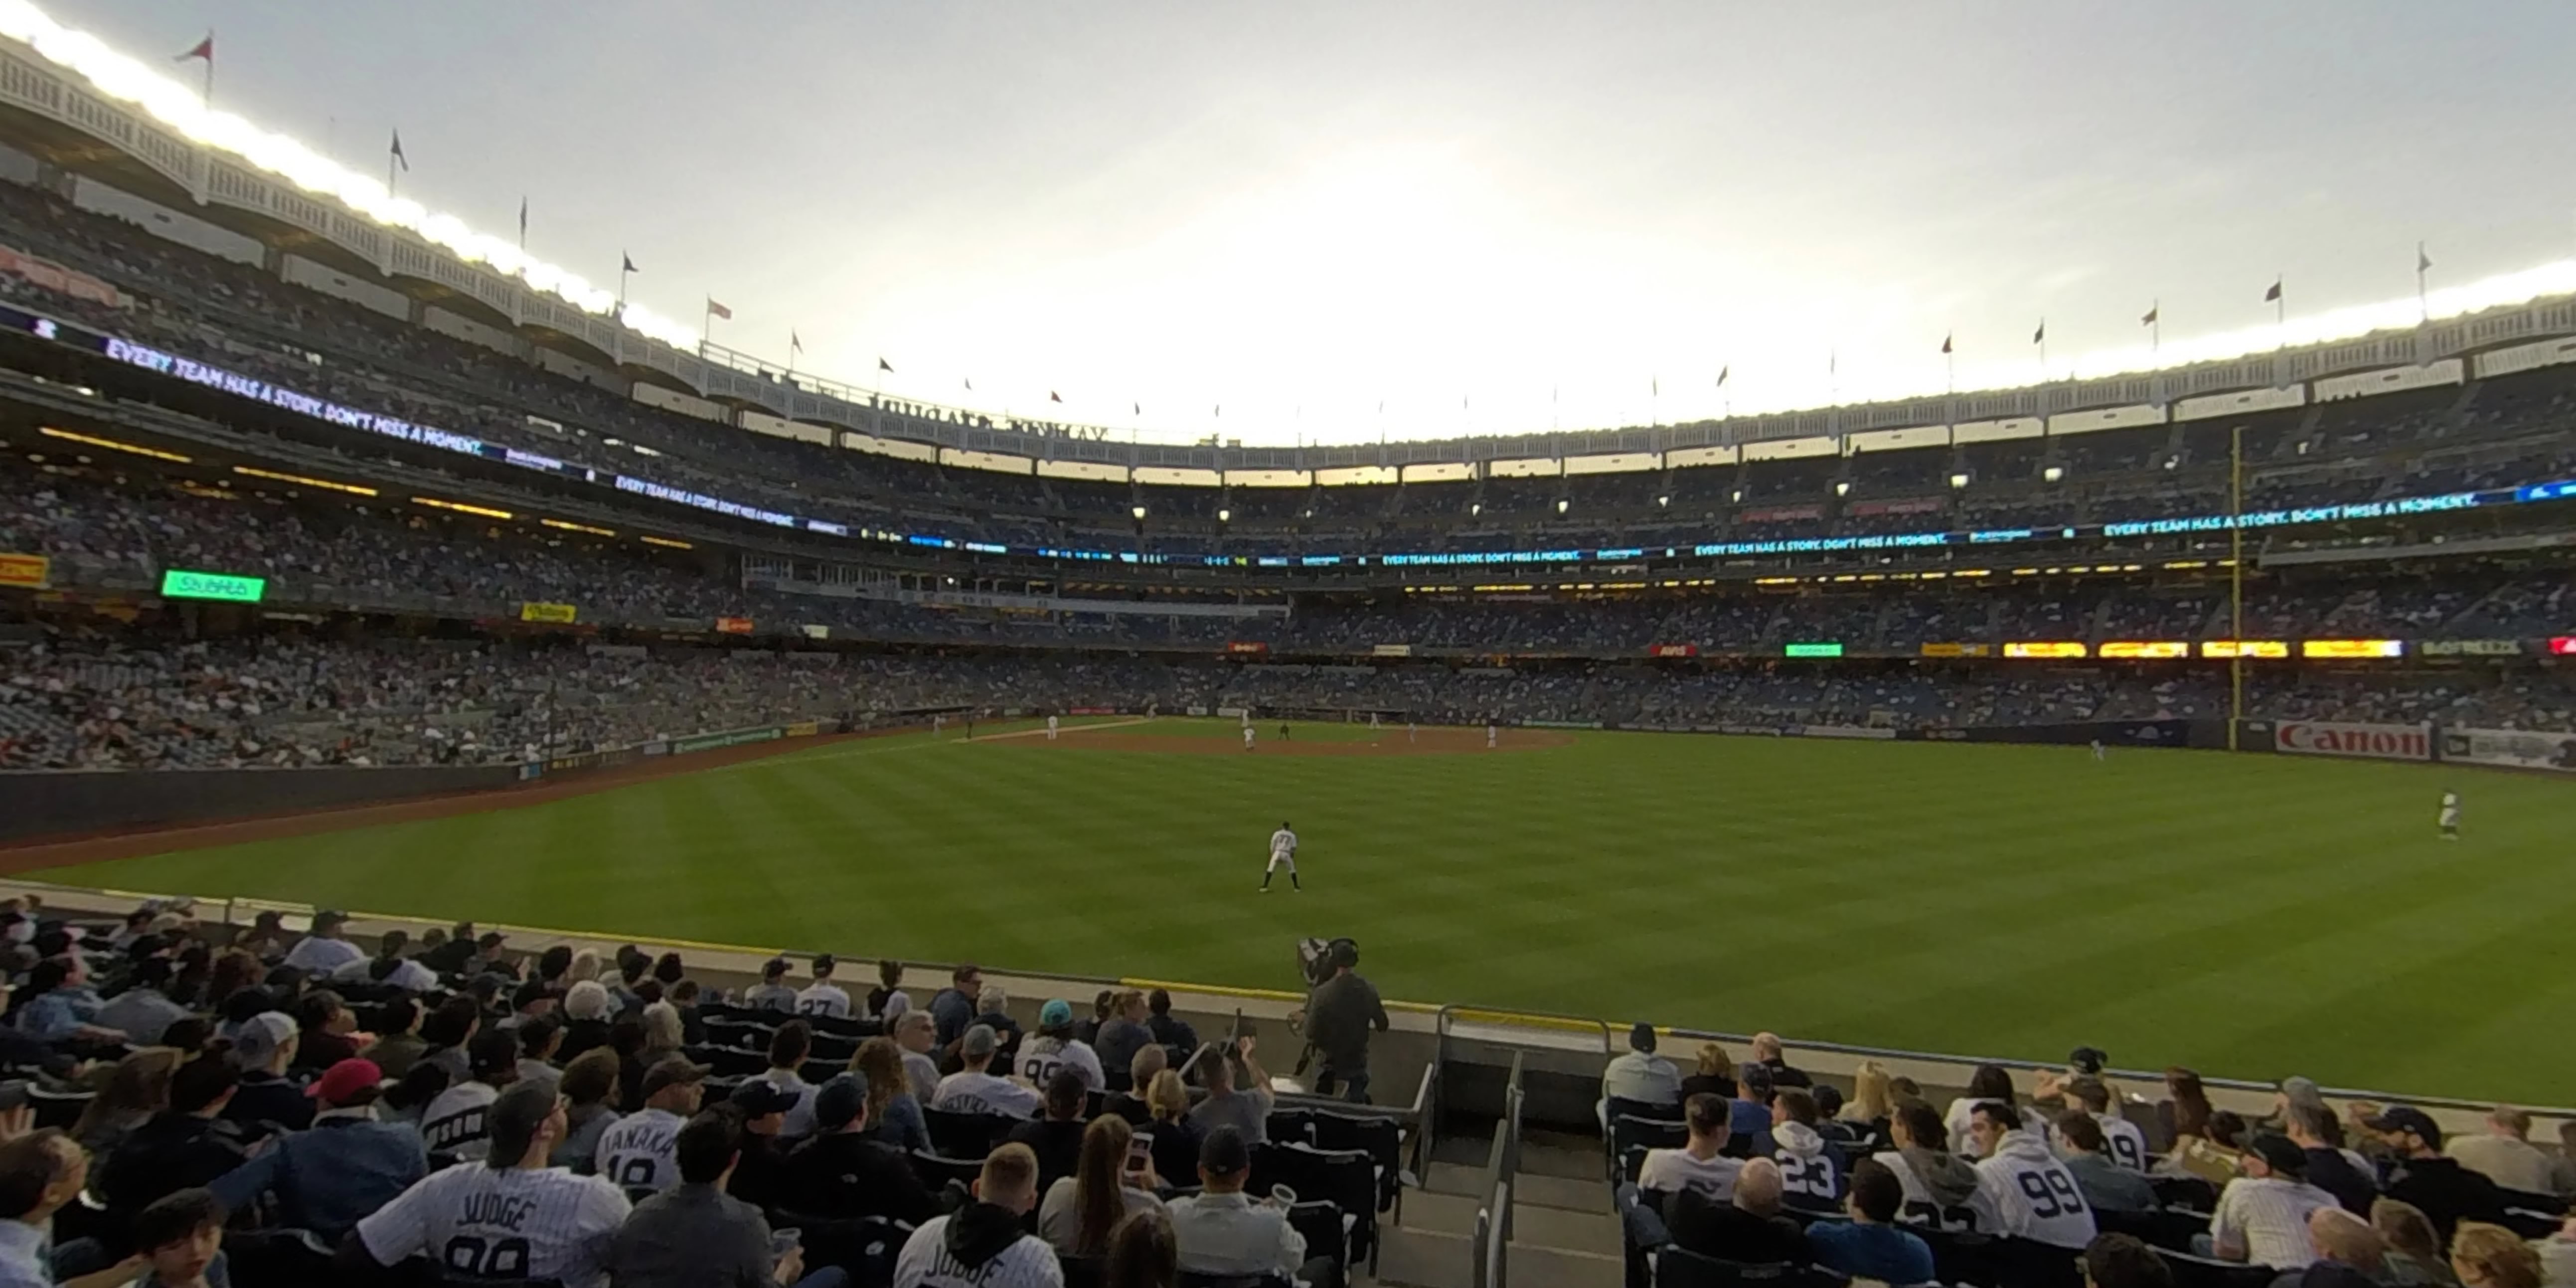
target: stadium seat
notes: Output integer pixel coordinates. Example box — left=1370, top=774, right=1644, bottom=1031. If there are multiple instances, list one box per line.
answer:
left=922, top=1108, right=1018, bottom=1157
left=1608, top=1095, right=1688, bottom=1123
left=1912, top=1226, right=2000, bottom=1288
left=2152, top=1248, right=2280, bottom=1288
left=2148, top=1175, right=2219, bottom=1213
left=1306, top=1110, right=1407, bottom=1211
left=770, top=1210, right=910, bottom=1284
left=909, top=1148, right=987, bottom=1191
left=2498, top=1186, right=2569, bottom=1216
left=1285, top=1199, right=1347, bottom=1268
left=2094, top=1205, right=2213, bottom=1252
left=27, top=1086, right=91, bottom=1129
left=1652, top=1248, right=1850, bottom=1288
left=1059, top=1252, right=1105, bottom=1288
left=1250, top=1142, right=1375, bottom=1264
left=1991, top=1236, right=2086, bottom=1288
left=1176, top=1273, right=1293, bottom=1288
left=704, top=1015, right=777, bottom=1048
left=806, top=1033, right=859, bottom=1065
left=220, top=1229, right=335, bottom=1288
left=685, top=1044, right=769, bottom=1078
left=805, top=1013, right=882, bottom=1040
left=1610, top=1114, right=1688, bottom=1183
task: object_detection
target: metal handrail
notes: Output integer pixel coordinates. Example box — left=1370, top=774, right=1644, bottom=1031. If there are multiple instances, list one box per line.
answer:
left=1437, top=1001, right=1616, bottom=1055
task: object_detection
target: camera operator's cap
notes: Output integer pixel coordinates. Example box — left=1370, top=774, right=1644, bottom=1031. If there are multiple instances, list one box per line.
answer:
left=2361, top=1105, right=2442, bottom=1147
left=2068, top=1046, right=2107, bottom=1075
left=640, top=1055, right=712, bottom=1098
left=1040, top=998, right=1073, bottom=1027
left=1199, top=1125, right=1251, bottom=1175
left=1628, top=1023, right=1657, bottom=1054
left=307, top=1057, right=384, bottom=1104
left=961, top=1024, right=1000, bottom=1059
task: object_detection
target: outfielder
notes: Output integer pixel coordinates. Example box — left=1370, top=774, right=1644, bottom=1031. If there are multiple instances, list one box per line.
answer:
left=1242, top=725, right=1256, bottom=752
left=1262, top=821, right=1300, bottom=892
left=1046, top=714, right=1060, bottom=741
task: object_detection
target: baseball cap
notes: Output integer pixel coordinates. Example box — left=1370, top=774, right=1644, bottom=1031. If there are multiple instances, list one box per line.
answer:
left=1200, top=1125, right=1251, bottom=1175
left=730, top=1079, right=801, bottom=1118
left=312, top=910, right=348, bottom=932
left=2242, top=1132, right=2306, bottom=1177
left=2362, top=1106, right=2442, bottom=1147
left=234, top=1012, right=296, bottom=1067
left=2068, top=1046, right=2108, bottom=1076
left=1628, top=1022, right=1657, bottom=1054
left=1040, top=999, right=1073, bottom=1028
left=960, top=1024, right=999, bottom=1060
left=307, top=1058, right=385, bottom=1105
left=640, top=1055, right=712, bottom=1099
left=476, top=931, right=508, bottom=950
left=485, top=1081, right=560, bottom=1165
left=813, top=1072, right=868, bottom=1130
left=811, top=954, right=836, bottom=975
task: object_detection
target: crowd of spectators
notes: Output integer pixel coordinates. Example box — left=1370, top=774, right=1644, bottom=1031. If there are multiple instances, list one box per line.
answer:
left=1, top=173, right=2576, bottom=563
left=0, top=898, right=1369, bottom=1287
left=9, top=628, right=2576, bottom=770
left=1605, top=1038, right=2576, bottom=1288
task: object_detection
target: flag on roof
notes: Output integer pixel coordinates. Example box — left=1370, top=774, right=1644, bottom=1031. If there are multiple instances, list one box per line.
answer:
left=1049, top=391, right=1062, bottom=403
left=174, top=34, right=212, bottom=62
left=389, top=129, right=409, bottom=171
left=2264, top=277, right=2282, bottom=303
left=2418, top=242, right=2432, bottom=274
left=2032, top=320, right=2046, bottom=345
left=2141, top=303, right=2158, bottom=326
left=1716, top=365, right=1729, bottom=388
left=621, top=253, right=638, bottom=274
left=789, top=330, right=803, bottom=353
left=705, top=299, right=731, bottom=321
left=877, top=357, right=892, bottom=373
left=1940, top=333, right=1953, bottom=355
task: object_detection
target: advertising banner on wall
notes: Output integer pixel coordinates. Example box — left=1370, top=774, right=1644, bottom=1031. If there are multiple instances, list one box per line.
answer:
left=2273, top=720, right=2432, bottom=761
left=2440, top=727, right=2576, bottom=772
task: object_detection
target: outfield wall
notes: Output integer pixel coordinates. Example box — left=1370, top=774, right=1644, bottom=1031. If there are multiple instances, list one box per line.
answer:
left=0, top=763, right=531, bottom=842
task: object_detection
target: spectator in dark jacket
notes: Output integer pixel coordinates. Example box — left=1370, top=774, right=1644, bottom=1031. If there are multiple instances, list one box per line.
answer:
left=1143, top=988, right=1198, bottom=1057
left=1005, top=1070, right=1092, bottom=1195
left=103, top=1055, right=250, bottom=1256
left=781, top=1073, right=939, bottom=1224
left=223, top=1013, right=312, bottom=1133
left=1671, top=1157, right=1808, bottom=1264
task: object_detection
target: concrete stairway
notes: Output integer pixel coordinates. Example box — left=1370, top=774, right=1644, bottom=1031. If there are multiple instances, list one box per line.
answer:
left=1370, top=1127, right=1624, bottom=1288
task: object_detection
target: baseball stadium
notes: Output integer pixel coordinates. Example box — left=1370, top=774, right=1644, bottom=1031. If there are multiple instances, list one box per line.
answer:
left=0, top=5, right=2572, bottom=1288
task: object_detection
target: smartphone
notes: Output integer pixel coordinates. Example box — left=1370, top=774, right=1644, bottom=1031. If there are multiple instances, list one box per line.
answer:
left=1125, top=1138, right=1150, bottom=1174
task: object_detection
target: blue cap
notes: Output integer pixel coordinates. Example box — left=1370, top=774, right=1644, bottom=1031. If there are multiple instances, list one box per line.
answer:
left=1040, top=998, right=1073, bottom=1027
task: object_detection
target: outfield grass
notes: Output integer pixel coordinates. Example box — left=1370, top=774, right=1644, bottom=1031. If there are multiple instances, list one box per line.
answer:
left=29, top=719, right=2576, bottom=1103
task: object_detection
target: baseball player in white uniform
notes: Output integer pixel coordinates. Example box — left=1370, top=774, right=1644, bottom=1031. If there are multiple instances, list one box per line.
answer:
left=2438, top=790, right=2460, bottom=840
left=1261, top=822, right=1300, bottom=892
left=354, top=1081, right=629, bottom=1286
left=1242, top=725, right=1256, bottom=752
left=1046, top=714, right=1059, bottom=741
left=1487, top=722, right=1499, bottom=749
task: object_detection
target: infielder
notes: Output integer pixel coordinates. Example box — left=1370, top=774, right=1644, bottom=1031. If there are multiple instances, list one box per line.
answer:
left=1262, top=821, right=1300, bottom=892
left=1487, top=721, right=1499, bottom=749
left=2439, top=790, right=2460, bottom=840
left=1242, top=725, right=1256, bottom=752
left=1046, top=714, right=1060, bottom=741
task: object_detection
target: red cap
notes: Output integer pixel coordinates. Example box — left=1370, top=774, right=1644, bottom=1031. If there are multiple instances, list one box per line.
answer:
left=306, top=1058, right=384, bottom=1105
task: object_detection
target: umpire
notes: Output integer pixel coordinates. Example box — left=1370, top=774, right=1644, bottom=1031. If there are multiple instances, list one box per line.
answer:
left=1303, top=941, right=1388, bottom=1103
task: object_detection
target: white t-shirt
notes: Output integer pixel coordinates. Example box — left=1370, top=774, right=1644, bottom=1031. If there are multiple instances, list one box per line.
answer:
left=893, top=1214, right=1064, bottom=1288
left=1020, top=1037, right=1105, bottom=1092
left=331, top=955, right=440, bottom=993
left=934, top=1070, right=1043, bottom=1119
left=357, top=1163, right=630, bottom=1288
left=282, top=935, right=365, bottom=975
left=1636, top=1148, right=1742, bottom=1200
left=760, top=1068, right=819, bottom=1138
left=593, top=1107, right=688, bottom=1194
left=420, top=1082, right=500, bottom=1160
left=796, top=982, right=852, bottom=1019
left=1976, top=1133, right=2099, bottom=1249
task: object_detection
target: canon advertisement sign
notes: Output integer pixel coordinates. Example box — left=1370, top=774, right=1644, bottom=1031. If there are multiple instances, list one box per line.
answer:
left=2273, top=721, right=2432, bottom=761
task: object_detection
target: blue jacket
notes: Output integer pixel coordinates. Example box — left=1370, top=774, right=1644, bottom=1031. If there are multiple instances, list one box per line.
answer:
left=208, top=1113, right=429, bottom=1239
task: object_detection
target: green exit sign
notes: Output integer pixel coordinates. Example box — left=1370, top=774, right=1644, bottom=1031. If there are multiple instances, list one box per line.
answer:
left=1783, top=642, right=1844, bottom=657
left=159, top=569, right=267, bottom=603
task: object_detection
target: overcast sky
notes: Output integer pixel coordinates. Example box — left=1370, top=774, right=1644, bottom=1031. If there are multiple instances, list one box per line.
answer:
left=56, top=0, right=2576, bottom=445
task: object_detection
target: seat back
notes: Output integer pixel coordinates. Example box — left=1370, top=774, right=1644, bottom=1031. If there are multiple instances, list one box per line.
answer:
left=1912, top=1226, right=2001, bottom=1288
left=1992, top=1236, right=2087, bottom=1288
left=1608, top=1095, right=1686, bottom=1123
left=1285, top=1198, right=1347, bottom=1268
left=1249, top=1142, right=1376, bottom=1261
left=27, top=1086, right=91, bottom=1130
left=2093, top=1205, right=2208, bottom=1253
left=773, top=1210, right=911, bottom=1287
left=1058, top=1252, right=1106, bottom=1288
left=2153, top=1247, right=2284, bottom=1288
left=909, top=1148, right=987, bottom=1190
left=221, top=1229, right=337, bottom=1288
left=1652, top=1248, right=1807, bottom=1288
left=922, top=1108, right=1014, bottom=1157
left=1176, top=1272, right=1293, bottom=1288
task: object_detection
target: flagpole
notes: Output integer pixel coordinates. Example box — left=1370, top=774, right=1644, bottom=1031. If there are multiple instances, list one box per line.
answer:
left=2274, top=275, right=2286, bottom=348
left=2416, top=242, right=2430, bottom=325
left=201, top=33, right=213, bottom=106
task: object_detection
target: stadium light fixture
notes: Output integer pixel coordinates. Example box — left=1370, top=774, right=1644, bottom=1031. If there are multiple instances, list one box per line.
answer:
left=1469, top=502, right=1482, bottom=516
left=2043, top=466, right=2065, bottom=483
left=1730, top=489, right=1743, bottom=503
left=1130, top=504, right=1146, bottom=519
left=1948, top=473, right=1969, bottom=489
left=1834, top=481, right=1851, bottom=496
left=1656, top=495, right=1669, bottom=507
left=1555, top=498, right=1569, bottom=513
left=1217, top=507, right=1231, bottom=522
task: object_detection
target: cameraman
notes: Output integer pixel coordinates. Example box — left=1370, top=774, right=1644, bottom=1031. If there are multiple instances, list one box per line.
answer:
left=1303, top=941, right=1388, bottom=1104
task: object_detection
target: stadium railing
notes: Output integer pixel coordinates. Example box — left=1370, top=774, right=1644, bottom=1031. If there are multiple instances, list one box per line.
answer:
left=1470, top=1051, right=1525, bottom=1288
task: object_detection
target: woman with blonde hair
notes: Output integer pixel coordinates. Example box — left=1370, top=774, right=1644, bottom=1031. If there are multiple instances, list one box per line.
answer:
left=2371, top=1199, right=2459, bottom=1287
left=1844, top=1060, right=1895, bottom=1148
left=565, top=949, right=601, bottom=983
left=1679, top=1042, right=1735, bottom=1100
left=1142, top=1068, right=1201, bottom=1186
left=2448, top=1222, right=2541, bottom=1288
left=1037, top=1115, right=1166, bottom=1255
left=853, top=1036, right=930, bottom=1153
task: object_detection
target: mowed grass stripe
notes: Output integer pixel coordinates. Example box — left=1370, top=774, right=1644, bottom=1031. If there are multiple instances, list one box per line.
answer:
left=31, top=723, right=2573, bottom=1102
